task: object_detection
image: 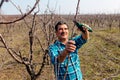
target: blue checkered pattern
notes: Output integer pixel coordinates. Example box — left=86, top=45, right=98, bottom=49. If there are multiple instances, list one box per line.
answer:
left=48, top=35, right=87, bottom=80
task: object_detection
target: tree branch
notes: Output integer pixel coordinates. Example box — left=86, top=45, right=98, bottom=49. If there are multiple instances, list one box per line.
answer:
left=0, top=34, right=22, bottom=63
left=0, top=0, right=40, bottom=24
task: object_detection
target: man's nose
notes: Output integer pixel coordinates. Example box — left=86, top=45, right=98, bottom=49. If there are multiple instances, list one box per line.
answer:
left=62, top=29, right=66, bottom=32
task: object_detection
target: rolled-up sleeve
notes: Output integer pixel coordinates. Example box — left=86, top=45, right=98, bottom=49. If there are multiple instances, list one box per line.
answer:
left=73, top=35, right=87, bottom=49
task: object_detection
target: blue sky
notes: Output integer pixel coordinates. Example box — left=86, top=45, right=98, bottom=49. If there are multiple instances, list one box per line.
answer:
left=1, top=0, right=120, bottom=15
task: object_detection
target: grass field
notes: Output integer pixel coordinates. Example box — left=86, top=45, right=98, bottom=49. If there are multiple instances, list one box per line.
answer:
left=0, top=15, right=120, bottom=80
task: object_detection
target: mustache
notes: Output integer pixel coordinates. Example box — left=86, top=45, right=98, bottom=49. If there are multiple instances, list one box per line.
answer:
left=61, top=32, right=65, bottom=35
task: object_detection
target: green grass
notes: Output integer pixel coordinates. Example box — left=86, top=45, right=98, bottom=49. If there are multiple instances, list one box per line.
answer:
left=79, top=28, right=120, bottom=80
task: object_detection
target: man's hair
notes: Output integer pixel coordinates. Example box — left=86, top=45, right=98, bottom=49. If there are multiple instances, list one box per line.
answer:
left=55, top=21, right=67, bottom=31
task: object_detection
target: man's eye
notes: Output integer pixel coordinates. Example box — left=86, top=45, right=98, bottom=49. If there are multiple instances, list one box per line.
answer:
left=59, top=28, right=62, bottom=30
left=65, top=28, right=68, bottom=30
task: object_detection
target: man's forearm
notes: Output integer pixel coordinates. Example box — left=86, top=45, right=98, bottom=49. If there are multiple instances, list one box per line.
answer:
left=82, top=31, right=89, bottom=40
left=57, top=49, right=69, bottom=63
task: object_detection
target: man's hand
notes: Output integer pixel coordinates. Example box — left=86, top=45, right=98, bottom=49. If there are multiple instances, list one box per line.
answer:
left=77, top=27, right=89, bottom=40
left=81, top=27, right=90, bottom=40
left=65, top=40, right=76, bottom=53
left=57, top=40, right=76, bottom=63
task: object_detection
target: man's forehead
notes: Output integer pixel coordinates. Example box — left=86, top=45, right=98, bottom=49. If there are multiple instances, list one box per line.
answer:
left=58, top=24, right=68, bottom=28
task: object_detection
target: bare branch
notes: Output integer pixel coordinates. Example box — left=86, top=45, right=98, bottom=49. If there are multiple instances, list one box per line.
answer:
left=0, top=0, right=40, bottom=24
left=71, top=0, right=81, bottom=38
left=74, top=0, right=80, bottom=20
left=36, top=50, right=48, bottom=78
left=0, top=0, right=8, bottom=9
left=29, top=12, right=38, bottom=64
left=0, top=0, right=4, bottom=9
left=35, top=36, right=45, bottom=53
left=0, top=34, right=22, bottom=63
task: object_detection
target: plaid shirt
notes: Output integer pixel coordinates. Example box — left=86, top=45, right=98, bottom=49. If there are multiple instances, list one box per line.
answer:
left=48, top=35, right=87, bottom=80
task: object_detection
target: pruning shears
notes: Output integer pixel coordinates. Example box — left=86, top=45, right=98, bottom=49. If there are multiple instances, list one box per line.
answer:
left=73, top=20, right=93, bottom=33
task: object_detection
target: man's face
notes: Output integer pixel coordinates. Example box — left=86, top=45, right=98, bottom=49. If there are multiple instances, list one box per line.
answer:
left=56, top=24, right=69, bottom=40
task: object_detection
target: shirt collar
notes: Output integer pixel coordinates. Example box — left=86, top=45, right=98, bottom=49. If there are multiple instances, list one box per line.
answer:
left=54, top=40, right=65, bottom=46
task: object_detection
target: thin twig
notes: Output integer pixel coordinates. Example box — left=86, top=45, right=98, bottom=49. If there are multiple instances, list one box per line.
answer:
left=71, top=0, right=80, bottom=38
left=0, top=0, right=40, bottom=24
left=0, top=34, right=22, bottom=63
